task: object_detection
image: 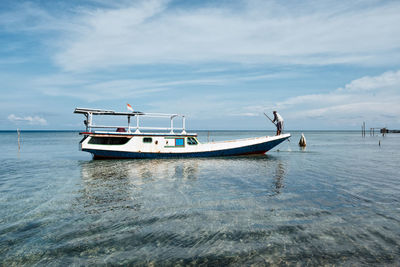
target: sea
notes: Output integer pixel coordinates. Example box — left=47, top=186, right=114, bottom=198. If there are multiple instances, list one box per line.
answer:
left=0, top=130, right=399, bottom=265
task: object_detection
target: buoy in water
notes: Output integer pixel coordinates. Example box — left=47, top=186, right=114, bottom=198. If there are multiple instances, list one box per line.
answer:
left=299, top=133, right=306, bottom=147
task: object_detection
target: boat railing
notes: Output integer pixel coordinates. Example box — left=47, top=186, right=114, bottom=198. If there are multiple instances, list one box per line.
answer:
left=74, top=108, right=187, bottom=134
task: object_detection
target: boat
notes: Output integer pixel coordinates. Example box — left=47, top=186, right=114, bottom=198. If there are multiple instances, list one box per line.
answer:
left=74, top=108, right=291, bottom=159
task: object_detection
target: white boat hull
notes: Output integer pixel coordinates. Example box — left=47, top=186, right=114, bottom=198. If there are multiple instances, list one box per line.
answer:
left=80, top=133, right=291, bottom=159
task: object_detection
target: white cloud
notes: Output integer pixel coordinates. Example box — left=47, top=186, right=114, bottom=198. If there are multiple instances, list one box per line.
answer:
left=31, top=70, right=290, bottom=101
left=8, top=114, right=47, bottom=125
left=42, top=0, right=400, bottom=71
left=266, top=70, right=400, bottom=128
left=2, top=0, right=400, bottom=72
left=340, top=70, right=400, bottom=92
left=33, top=75, right=224, bottom=101
left=0, top=2, right=62, bottom=32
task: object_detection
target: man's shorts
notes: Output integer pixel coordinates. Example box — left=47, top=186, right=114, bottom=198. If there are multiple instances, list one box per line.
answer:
left=277, top=121, right=283, bottom=131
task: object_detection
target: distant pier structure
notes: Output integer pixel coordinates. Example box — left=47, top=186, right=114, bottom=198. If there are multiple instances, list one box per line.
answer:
left=382, top=128, right=400, bottom=133
left=367, top=127, right=399, bottom=136
left=370, top=127, right=390, bottom=136
left=362, top=122, right=399, bottom=136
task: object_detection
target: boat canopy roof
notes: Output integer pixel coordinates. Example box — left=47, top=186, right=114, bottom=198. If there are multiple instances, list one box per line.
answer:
left=74, top=108, right=145, bottom=116
left=74, top=108, right=182, bottom=118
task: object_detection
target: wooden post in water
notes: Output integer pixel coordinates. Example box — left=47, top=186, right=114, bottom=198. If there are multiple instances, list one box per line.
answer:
left=361, top=124, right=363, bottom=137
left=362, top=122, right=366, bottom=137
left=17, top=128, right=20, bottom=151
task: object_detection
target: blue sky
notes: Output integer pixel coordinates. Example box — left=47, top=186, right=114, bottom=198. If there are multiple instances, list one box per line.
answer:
left=1, top=0, right=400, bottom=130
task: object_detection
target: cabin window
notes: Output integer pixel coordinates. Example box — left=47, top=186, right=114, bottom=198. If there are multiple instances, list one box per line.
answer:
left=143, top=137, right=153, bottom=143
left=175, top=138, right=184, bottom=146
left=187, top=137, right=198, bottom=145
left=88, top=137, right=130, bottom=145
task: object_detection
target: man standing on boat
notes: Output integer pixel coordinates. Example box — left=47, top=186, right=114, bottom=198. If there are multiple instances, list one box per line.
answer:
left=272, top=111, right=284, bottom=135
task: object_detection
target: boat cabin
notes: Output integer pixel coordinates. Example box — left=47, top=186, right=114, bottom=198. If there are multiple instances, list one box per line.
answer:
left=74, top=108, right=200, bottom=149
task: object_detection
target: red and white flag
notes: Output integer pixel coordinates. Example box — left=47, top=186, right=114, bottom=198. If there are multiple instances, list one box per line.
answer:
left=127, top=103, right=134, bottom=112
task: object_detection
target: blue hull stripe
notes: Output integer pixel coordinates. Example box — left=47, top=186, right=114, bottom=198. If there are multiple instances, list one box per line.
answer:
left=83, top=137, right=289, bottom=159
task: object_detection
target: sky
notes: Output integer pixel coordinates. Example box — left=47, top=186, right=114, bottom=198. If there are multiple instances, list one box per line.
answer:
left=1, top=0, right=400, bottom=130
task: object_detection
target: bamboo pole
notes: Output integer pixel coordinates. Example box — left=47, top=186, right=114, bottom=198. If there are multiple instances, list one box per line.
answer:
left=362, top=122, right=366, bottom=137
left=17, top=128, right=20, bottom=151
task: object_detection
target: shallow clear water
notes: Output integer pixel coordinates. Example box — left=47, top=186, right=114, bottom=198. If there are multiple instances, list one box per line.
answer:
left=1, top=131, right=399, bottom=265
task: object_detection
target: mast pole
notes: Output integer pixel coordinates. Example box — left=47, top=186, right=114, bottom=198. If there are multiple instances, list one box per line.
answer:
left=88, top=113, right=93, bottom=132
left=127, top=115, right=131, bottom=133
left=135, top=115, right=141, bottom=133
left=182, top=116, right=186, bottom=134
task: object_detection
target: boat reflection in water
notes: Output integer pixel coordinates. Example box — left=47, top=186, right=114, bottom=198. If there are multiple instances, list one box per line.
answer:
left=77, top=156, right=287, bottom=212
left=77, top=159, right=201, bottom=213
left=80, top=158, right=200, bottom=184
left=74, top=156, right=289, bottom=264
